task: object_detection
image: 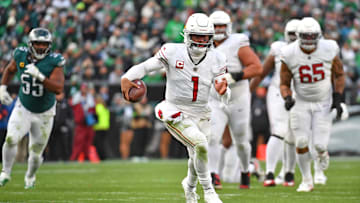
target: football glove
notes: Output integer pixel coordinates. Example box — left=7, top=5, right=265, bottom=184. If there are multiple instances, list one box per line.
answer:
left=0, top=85, right=13, bottom=105
left=25, top=63, right=45, bottom=82
left=331, top=102, right=349, bottom=121
left=331, top=92, right=343, bottom=120
left=284, top=95, right=295, bottom=111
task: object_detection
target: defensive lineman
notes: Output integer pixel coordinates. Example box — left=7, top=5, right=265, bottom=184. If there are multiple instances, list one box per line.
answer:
left=280, top=17, right=345, bottom=192
left=121, top=13, right=227, bottom=203
left=0, top=28, right=65, bottom=189
left=208, top=10, right=262, bottom=189
left=250, top=19, right=300, bottom=187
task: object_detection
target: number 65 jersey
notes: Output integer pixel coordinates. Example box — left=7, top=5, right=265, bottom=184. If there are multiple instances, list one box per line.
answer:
left=13, top=47, right=65, bottom=113
left=156, top=43, right=227, bottom=118
left=280, top=39, right=339, bottom=102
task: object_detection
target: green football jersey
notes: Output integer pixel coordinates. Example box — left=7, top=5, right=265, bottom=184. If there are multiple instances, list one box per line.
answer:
left=13, top=46, right=65, bottom=113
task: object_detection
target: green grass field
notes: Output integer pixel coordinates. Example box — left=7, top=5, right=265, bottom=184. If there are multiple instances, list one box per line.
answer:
left=0, top=157, right=359, bottom=202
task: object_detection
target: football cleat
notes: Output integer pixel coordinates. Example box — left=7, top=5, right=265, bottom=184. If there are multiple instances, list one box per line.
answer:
left=24, top=175, right=36, bottom=190
left=250, top=158, right=265, bottom=182
left=283, top=172, right=295, bottom=187
left=317, top=151, right=330, bottom=170
left=296, top=180, right=313, bottom=192
left=0, top=172, right=11, bottom=187
left=240, top=172, right=250, bottom=189
left=204, top=189, right=222, bottom=203
left=211, top=173, right=223, bottom=190
left=263, top=172, right=276, bottom=187
left=275, top=174, right=284, bottom=185
left=182, top=178, right=200, bottom=203
left=314, top=170, right=327, bottom=185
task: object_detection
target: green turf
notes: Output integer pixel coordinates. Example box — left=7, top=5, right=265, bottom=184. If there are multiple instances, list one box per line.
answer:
left=0, top=157, right=359, bottom=202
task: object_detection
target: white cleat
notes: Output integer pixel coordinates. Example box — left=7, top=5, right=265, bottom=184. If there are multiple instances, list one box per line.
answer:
left=314, top=170, right=327, bottom=185
left=182, top=178, right=200, bottom=203
left=0, top=172, right=11, bottom=187
left=204, top=189, right=222, bottom=203
left=317, top=151, right=330, bottom=170
left=296, top=180, right=314, bottom=192
left=24, top=175, right=36, bottom=189
left=275, top=175, right=284, bottom=185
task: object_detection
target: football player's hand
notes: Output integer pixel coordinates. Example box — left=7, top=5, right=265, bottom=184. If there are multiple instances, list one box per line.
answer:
left=121, top=77, right=139, bottom=101
left=0, top=85, right=13, bottom=105
left=284, top=95, right=295, bottom=111
left=223, top=73, right=236, bottom=85
left=215, top=78, right=228, bottom=95
left=331, top=92, right=343, bottom=120
left=25, top=63, right=45, bottom=82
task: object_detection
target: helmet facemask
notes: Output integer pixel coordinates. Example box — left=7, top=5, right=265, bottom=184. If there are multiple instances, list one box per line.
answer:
left=186, top=33, right=213, bottom=56
left=298, top=32, right=320, bottom=51
left=28, top=28, right=52, bottom=60
left=213, top=24, right=231, bottom=41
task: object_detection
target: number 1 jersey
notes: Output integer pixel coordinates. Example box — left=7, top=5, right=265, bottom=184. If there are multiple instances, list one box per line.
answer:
left=156, top=43, right=227, bottom=118
left=280, top=39, right=339, bottom=102
left=13, top=47, right=65, bottom=113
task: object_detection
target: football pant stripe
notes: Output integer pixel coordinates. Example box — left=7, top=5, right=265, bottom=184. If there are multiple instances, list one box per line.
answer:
left=166, top=123, right=195, bottom=147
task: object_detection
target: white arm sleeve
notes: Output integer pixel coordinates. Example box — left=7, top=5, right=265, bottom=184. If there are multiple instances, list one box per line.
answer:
left=121, top=57, right=164, bottom=81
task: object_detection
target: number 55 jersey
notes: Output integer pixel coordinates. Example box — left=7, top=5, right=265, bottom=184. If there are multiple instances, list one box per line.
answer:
left=280, top=39, right=339, bottom=102
left=13, top=47, right=65, bottom=113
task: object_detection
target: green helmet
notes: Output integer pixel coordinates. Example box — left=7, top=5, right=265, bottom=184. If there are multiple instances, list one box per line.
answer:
left=28, top=28, right=52, bottom=59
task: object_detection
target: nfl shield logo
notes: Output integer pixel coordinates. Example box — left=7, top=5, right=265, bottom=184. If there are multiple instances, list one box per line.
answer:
left=176, top=60, right=184, bottom=69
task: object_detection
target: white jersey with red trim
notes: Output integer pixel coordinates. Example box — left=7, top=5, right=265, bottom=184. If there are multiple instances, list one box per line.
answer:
left=156, top=43, right=227, bottom=118
left=280, top=39, right=339, bottom=102
left=210, top=33, right=250, bottom=102
left=269, top=41, right=287, bottom=88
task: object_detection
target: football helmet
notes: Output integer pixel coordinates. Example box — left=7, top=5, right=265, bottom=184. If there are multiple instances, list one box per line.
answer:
left=284, top=19, right=300, bottom=43
left=297, top=17, right=321, bottom=51
left=209, top=10, right=232, bottom=41
left=183, top=13, right=214, bottom=57
left=28, top=28, right=52, bottom=60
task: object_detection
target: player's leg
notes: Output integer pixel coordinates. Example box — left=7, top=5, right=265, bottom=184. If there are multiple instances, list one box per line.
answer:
left=208, top=102, right=228, bottom=189
left=264, top=86, right=287, bottom=186
left=25, top=113, right=54, bottom=189
left=290, top=100, right=313, bottom=192
left=0, top=101, right=31, bottom=186
left=312, top=102, right=332, bottom=185
left=228, top=99, right=251, bottom=189
left=166, top=117, right=222, bottom=202
left=283, top=131, right=296, bottom=186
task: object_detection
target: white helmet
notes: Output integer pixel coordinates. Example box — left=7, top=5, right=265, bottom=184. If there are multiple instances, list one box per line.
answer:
left=209, top=10, right=232, bottom=41
left=183, top=13, right=214, bottom=57
left=284, top=19, right=300, bottom=43
left=28, top=28, right=52, bottom=59
left=297, top=17, right=322, bottom=51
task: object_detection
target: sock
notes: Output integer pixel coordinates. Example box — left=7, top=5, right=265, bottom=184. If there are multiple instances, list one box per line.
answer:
left=284, top=142, right=296, bottom=173
left=222, top=145, right=239, bottom=182
left=217, top=145, right=226, bottom=178
left=2, top=142, right=18, bottom=175
left=194, top=145, right=213, bottom=191
left=208, top=142, right=221, bottom=174
left=296, top=151, right=312, bottom=182
left=266, top=135, right=283, bottom=174
left=236, top=142, right=251, bottom=173
left=186, top=158, right=198, bottom=188
left=25, top=153, right=43, bottom=179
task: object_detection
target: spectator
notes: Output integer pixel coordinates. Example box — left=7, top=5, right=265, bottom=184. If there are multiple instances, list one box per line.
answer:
left=93, top=94, right=110, bottom=160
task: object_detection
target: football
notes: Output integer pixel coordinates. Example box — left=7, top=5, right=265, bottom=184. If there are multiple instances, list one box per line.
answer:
left=128, top=79, right=147, bottom=102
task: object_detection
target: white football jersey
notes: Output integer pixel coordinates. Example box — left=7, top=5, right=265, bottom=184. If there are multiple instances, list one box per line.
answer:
left=156, top=43, right=227, bottom=118
left=281, top=39, right=339, bottom=102
left=269, top=41, right=287, bottom=88
left=210, top=33, right=250, bottom=101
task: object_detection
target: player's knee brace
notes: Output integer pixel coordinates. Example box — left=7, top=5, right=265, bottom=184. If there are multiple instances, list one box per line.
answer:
left=295, top=136, right=308, bottom=149
left=314, top=144, right=327, bottom=154
left=195, top=143, right=208, bottom=161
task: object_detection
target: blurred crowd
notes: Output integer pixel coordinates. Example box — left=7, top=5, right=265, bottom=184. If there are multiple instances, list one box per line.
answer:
left=0, top=0, right=359, bottom=161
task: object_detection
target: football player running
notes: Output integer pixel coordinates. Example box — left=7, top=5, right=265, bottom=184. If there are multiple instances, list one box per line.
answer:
left=250, top=19, right=300, bottom=187
left=280, top=17, right=345, bottom=192
left=0, top=28, right=65, bottom=189
left=207, top=10, right=262, bottom=189
left=121, top=13, right=228, bottom=203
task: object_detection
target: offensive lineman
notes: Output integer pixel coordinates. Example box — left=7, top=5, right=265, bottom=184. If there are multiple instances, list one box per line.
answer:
left=208, top=10, right=262, bottom=189
left=250, top=19, right=300, bottom=187
left=280, top=17, right=345, bottom=192
left=121, top=13, right=227, bottom=203
left=0, top=28, right=65, bottom=189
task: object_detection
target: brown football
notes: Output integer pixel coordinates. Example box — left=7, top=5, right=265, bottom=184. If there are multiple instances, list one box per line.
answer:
left=128, top=79, right=147, bottom=102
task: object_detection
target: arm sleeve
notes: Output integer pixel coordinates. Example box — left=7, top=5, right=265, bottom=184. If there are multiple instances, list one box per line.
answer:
left=121, top=57, right=164, bottom=81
